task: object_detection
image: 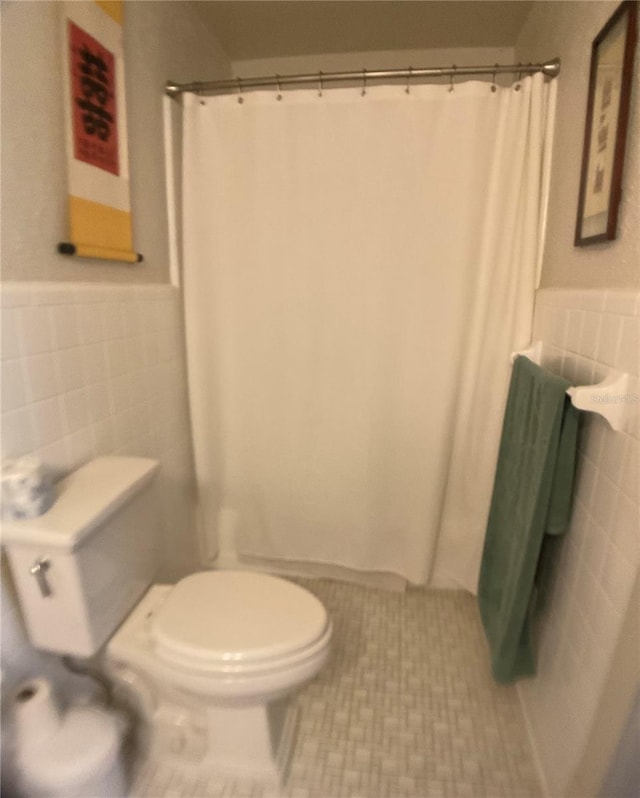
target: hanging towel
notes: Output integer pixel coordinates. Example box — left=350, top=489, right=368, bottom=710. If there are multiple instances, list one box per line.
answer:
left=478, top=355, right=579, bottom=683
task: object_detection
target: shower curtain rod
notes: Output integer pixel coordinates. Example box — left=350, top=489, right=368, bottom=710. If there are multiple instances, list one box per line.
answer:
left=165, top=58, right=561, bottom=98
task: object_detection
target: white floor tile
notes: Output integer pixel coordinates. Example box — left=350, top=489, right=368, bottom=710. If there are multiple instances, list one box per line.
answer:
left=132, top=580, right=541, bottom=798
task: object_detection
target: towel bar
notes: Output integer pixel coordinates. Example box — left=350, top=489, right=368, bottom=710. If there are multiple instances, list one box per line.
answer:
left=510, top=341, right=634, bottom=433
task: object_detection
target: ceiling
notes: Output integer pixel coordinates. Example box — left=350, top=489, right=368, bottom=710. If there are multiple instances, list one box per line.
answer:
left=196, top=1, right=535, bottom=62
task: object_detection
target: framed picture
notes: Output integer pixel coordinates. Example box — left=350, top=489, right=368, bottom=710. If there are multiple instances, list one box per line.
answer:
left=575, top=1, right=637, bottom=246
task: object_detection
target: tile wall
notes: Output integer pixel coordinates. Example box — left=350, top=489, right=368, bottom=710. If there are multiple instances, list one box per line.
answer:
left=2, top=282, right=637, bottom=797
left=520, top=287, right=640, bottom=797
left=1, top=282, right=199, bottom=694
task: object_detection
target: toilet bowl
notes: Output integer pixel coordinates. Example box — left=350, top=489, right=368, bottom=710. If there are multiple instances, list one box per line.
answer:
left=106, top=571, right=332, bottom=781
left=3, top=457, right=332, bottom=785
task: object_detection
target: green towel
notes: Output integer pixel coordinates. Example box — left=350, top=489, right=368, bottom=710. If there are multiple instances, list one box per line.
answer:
left=478, top=355, right=579, bottom=684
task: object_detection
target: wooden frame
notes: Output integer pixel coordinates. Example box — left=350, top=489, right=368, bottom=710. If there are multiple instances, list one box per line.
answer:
left=575, top=1, right=637, bottom=246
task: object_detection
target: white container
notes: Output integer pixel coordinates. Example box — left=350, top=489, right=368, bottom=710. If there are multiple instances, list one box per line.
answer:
left=2, top=457, right=160, bottom=656
left=14, top=679, right=127, bottom=798
left=1, top=455, right=55, bottom=520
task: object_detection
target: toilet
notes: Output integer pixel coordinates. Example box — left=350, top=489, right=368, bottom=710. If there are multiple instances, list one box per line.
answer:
left=3, top=457, right=332, bottom=784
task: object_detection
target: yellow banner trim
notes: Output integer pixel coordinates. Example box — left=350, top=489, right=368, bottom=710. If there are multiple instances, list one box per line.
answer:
left=94, top=0, right=123, bottom=25
left=71, top=244, right=139, bottom=263
left=69, top=194, right=133, bottom=252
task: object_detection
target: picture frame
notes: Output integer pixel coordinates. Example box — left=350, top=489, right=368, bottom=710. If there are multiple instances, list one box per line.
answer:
left=574, top=0, right=637, bottom=246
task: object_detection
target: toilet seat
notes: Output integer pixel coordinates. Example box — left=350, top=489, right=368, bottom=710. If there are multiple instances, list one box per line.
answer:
left=151, top=571, right=330, bottom=675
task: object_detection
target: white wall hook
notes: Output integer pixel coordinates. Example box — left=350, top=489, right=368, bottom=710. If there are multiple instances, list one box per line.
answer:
left=510, top=340, right=633, bottom=433
left=510, top=340, right=542, bottom=364
left=567, top=371, right=632, bottom=433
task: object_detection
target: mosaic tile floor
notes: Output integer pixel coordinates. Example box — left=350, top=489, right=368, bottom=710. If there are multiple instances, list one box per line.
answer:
left=132, top=579, right=542, bottom=798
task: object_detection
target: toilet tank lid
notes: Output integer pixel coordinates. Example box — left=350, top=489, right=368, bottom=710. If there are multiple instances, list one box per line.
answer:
left=2, top=456, right=159, bottom=551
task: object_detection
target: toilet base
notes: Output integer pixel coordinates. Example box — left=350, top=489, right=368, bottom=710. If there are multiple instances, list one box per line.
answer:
left=123, top=683, right=300, bottom=787
left=197, top=699, right=299, bottom=783
left=106, top=583, right=327, bottom=788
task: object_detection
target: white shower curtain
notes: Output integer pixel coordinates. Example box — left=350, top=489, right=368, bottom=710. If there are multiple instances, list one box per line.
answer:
left=182, top=74, right=556, bottom=589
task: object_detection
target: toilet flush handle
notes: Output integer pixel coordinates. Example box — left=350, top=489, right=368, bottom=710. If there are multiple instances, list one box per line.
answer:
left=29, top=557, right=52, bottom=598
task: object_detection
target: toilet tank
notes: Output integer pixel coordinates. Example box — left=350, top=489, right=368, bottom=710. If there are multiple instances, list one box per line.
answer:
left=2, top=456, right=160, bottom=657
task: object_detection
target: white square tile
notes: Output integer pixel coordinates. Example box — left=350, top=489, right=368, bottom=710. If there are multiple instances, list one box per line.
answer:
left=532, top=303, right=551, bottom=341
left=1, top=359, right=27, bottom=412
left=573, top=518, right=608, bottom=588
left=1, top=285, right=33, bottom=308
left=55, top=348, right=86, bottom=392
left=74, top=285, right=109, bottom=304
left=598, top=545, right=635, bottom=621
left=143, top=333, right=162, bottom=367
left=66, top=427, right=95, bottom=470
left=30, top=284, right=69, bottom=306
left=617, top=317, right=639, bottom=377
left=578, top=291, right=606, bottom=312
left=1, top=308, right=22, bottom=360
left=603, top=291, right=639, bottom=316
left=86, top=382, right=113, bottom=422
left=81, top=343, right=109, bottom=386
left=573, top=355, right=594, bottom=387
left=50, top=304, right=80, bottom=350
left=76, top=303, right=105, bottom=344
left=24, top=353, right=59, bottom=403
left=596, top=314, right=622, bottom=367
left=31, top=397, right=65, bottom=446
left=112, top=410, right=134, bottom=449
left=111, top=374, right=135, bottom=413
left=619, top=436, right=639, bottom=503
left=580, top=312, right=601, bottom=358
left=598, top=427, right=628, bottom=487
left=612, top=492, right=640, bottom=568
left=625, top=376, right=640, bottom=440
left=128, top=337, right=146, bottom=373
left=137, top=299, right=158, bottom=332
left=91, top=416, right=115, bottom=454
left=560, top=353, right=578, bottom=384
left=550, top=308, right=569, bottom=349
left=541, top=346, right=563, bottom=376
left=101, top=302, right=126, bottom=340
left=62, top=388, right=90, bottom=434
left=106, top=338, right=131, bottom=377
left=589, top=473, right=619, bottom=532
left=16, top=306, right=55, bottom=355
left=122, top=302, right=142, bottom=338
left=1, top=407, right=35, bottom=458
left=565, top=310, right=584, bottom=354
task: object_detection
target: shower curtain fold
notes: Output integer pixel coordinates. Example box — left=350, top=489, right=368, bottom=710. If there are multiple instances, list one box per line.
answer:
left=181, top=75, right=556, bottom=588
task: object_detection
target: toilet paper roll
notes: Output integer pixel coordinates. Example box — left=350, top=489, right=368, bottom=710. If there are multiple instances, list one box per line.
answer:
left=13, top=678, right=62, bottom=750
left=1, top=456, right=55, bottom=520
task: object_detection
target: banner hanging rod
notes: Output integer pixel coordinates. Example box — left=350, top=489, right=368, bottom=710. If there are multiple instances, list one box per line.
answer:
left=165, top=58, right=560, bottom=98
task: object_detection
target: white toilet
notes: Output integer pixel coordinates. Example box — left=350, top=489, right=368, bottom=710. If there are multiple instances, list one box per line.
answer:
left=3, top=457, right=332, bottom=784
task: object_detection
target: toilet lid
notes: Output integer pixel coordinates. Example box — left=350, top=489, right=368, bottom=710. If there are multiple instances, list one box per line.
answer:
left=151, top=571, right=329, bottom=668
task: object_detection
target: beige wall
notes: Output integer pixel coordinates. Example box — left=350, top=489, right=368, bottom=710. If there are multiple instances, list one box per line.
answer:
left=0, top=0, right=231, bottom=283
left=517, top=1, right=639, bottom=289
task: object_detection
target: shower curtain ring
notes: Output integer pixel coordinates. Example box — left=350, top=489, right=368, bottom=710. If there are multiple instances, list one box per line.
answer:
left=491, top=64, right=498, bottom=92
left=276, top=74, right=283, bottom=101
left=318, top=70, right=323, bottom=98
left=361, top=68, right=367, bottom=97
left=236, top=77, right=244, bottom=104
left=405, top=66, right=413, bottom=95
left=449, top=65, right=457, bottom=93
left=515, top=64, right=523, bottom=91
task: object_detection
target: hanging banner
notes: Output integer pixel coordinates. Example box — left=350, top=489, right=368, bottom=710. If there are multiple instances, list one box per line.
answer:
left=59, top=0, right=141, bottom=263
